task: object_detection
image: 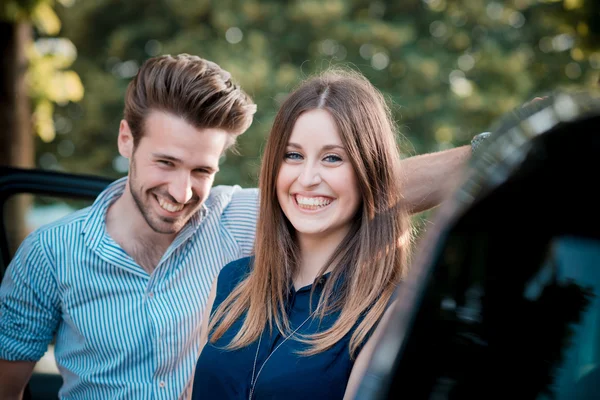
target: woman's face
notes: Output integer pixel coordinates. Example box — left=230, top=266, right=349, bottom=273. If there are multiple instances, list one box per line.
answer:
left=276, top=109, right=361, bottom=244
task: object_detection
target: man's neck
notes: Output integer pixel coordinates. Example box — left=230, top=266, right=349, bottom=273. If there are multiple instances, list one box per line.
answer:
left=106, top=189, right=175, bottom=273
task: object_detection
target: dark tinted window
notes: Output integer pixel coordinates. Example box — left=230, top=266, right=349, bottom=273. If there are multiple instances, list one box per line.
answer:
left=390, top=235, right=599, bottom=399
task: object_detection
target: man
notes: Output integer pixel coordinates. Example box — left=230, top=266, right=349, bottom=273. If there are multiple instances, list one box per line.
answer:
left=0, top=54, right=473, bottom=399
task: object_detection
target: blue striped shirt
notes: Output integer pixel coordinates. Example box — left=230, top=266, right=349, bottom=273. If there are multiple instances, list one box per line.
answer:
left=0, top=177, right=259, bottom=399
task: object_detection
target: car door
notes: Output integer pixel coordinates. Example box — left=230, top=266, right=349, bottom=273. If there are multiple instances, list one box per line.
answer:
left=355, top=91, right=600, bottom=399
left=0, top=166, right=111, bottom=400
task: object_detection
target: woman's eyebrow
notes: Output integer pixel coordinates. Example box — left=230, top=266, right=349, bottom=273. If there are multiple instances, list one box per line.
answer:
left=286, top=143, right=345, bottom=151
left=322, top=144, right=345, bottom=151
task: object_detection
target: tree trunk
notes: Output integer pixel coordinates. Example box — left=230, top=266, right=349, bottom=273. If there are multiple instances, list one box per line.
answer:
left=0, top=21, right=34, bottom=256
left=0, top=21, right=33, bottom=168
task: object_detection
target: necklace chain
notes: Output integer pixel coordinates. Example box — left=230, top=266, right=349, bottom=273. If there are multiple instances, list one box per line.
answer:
left=248, top=310, right=316, bottom=400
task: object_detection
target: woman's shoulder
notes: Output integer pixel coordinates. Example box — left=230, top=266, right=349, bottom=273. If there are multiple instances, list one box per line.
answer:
left=216, top=256, right=254, bottom=297
left=219, top=256, right=253, bottom=280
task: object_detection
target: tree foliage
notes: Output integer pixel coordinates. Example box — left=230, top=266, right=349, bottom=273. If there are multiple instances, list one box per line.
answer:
left=40, top=0, right=600, bottom=187
left=2, top=0, right=83, bottom=144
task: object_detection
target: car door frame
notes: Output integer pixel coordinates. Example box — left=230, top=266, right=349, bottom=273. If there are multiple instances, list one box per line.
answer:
left=0, top=166, right=111, bottom=277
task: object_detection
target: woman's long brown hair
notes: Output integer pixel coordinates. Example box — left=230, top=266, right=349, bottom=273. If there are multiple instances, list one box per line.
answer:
left=208, top=69, right=412, bottom=358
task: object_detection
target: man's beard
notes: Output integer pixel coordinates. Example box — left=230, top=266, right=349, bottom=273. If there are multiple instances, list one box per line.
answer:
left=128, top=160, right=196, bottom=234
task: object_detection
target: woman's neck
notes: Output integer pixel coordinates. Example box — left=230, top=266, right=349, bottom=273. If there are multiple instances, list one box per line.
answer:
left=294, top=228, right=349, bottom=290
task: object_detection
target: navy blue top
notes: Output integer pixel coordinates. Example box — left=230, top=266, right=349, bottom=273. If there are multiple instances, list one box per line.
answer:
left=191, top=256, right=368, bottom=400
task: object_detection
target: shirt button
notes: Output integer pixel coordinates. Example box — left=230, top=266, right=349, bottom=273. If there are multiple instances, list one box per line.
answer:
left=148, top=292, right=154, bottom=298
left=159, top=381, right=166, bottom=388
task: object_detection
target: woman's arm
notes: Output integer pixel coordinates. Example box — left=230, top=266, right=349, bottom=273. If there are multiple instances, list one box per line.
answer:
left=343, top=300, right=399, bottom=400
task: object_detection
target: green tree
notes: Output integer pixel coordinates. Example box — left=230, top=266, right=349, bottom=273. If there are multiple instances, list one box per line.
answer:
left=48, top=0, right=599, bottom=189
left=1, top=0, right=83, bottom=168
left=1, top=0, right=83, bottom=250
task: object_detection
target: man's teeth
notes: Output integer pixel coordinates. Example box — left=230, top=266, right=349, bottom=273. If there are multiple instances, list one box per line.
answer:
left=157, top=197, right=184, bottom=212
left=296, top=195, right=332, bottom=208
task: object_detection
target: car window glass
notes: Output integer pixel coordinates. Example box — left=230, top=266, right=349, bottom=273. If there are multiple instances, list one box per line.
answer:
left=434, top=235, right=599, bottom=399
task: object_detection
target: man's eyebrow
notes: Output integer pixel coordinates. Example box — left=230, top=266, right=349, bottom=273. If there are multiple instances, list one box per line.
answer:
left=152, top=153, right=181, bottom=162
left=152, top=153, right=218, bottom=172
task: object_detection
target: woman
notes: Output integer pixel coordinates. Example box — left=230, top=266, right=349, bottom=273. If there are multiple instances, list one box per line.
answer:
left=191, top=69, right=413, bottom=399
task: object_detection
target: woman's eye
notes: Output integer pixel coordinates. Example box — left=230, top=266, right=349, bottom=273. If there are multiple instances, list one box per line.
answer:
left=284, top=152, right=303, bottom=160
left=323, top=154, right=342, bottom=163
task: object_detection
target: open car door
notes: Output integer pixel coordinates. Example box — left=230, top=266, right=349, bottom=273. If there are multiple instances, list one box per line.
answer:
left=0, top=168, right=110, bottom=399
left=357, top=91, right=600, bottom=400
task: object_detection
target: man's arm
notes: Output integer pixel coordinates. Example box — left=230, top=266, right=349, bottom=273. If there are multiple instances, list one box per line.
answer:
left=0, top=360, right=35, bottom=399
left=399, top=145, right=471, bottom=214
left=399, top=97, right=549, bottom=213
left=0, top=233, right=60, bottom=398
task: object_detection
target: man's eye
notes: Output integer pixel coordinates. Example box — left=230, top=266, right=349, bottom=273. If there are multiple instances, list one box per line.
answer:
left=284, top=152, right=303, bottom=160
left=158, top=160, right=174, bottom=167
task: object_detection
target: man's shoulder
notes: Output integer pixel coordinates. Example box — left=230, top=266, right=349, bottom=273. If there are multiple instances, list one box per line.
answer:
left=207, top=184, right=241, bottom=198
left=32, top=205, right=92, bottom=239
left=207, top=185, right=258, bottom=203
left=200, top=187, right=258, bottom=257
left=32, top=176, right=122, bottom=238
left=206, top=185, right=259, bottom=216
left=14, top=206, right=91, bottom=262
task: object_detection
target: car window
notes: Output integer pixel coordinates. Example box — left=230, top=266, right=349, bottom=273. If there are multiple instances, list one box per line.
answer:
left=547, top=236, right=600, bottom=399
left=390, top=235, right=600, bottom=400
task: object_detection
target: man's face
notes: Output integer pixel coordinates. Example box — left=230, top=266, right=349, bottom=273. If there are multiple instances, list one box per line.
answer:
left=118, top=111, right=229, bottom=235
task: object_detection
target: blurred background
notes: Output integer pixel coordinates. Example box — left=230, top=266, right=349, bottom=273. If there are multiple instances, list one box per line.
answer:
left=1, top=0, right=600, bottom=243
left=2, top=0, right=599, bottom=183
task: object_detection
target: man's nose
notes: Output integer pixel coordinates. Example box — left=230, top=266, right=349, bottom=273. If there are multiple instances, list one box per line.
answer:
left=168, top=172, right=194, bottom=204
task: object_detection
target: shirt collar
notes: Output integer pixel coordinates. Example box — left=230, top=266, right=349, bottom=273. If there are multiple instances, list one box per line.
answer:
left=81, top=176, right=208, bottom=251
left=81, top=177, right=127, bottom=250
left=292, top=271, right=335, bottom=294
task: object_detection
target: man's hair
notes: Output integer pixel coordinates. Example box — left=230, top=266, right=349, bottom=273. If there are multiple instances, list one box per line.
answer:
left=124, top=54, right=257, bottom=149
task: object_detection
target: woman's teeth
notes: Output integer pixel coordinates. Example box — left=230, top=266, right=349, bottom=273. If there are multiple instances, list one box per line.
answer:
left=295, top=195, right=332, bottom=209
